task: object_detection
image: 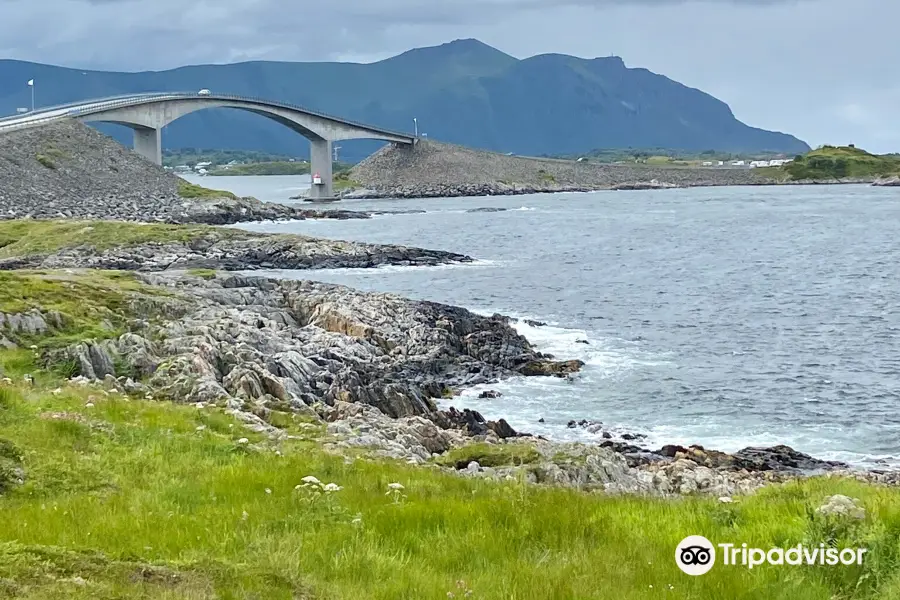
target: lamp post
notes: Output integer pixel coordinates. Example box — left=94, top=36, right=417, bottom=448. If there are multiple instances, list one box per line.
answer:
left=413, top=117, right=418, bottom=138
left=27, top=79, right=34, bottom=112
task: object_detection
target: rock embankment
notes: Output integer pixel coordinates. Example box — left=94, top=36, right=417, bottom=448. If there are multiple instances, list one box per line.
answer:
left=0, top=120, right=367, bottom=224
left=349, top=139, right=774, bottom=198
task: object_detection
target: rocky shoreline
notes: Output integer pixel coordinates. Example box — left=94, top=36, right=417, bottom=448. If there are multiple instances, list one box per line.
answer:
left=2, top=246, right=893, bottom=497
left=0, top=225, right=472, bottom=272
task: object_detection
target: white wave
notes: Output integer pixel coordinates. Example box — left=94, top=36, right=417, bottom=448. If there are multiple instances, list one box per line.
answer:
left=246, top=259, right=499, bottom=280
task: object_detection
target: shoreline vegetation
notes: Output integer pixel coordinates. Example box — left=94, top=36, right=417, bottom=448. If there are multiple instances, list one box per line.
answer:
left=1, top=121, right=899, bottom=597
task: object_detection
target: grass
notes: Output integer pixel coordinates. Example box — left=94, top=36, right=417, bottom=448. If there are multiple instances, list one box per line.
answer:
left=537, top=169, right=557, bottom=184
left=0, top=378, right=899, bottom=599
left=781, top=146, right=900, bottom=180
left=1, top=272, right=900, bottom=598
left=209, top=161, right=311, bottom=176
left=176, top=180, right=238, bottom=200
left=434, top=442, right=541, bottom=469
left=186, top=268, right=217, bottom=280
left=0, top=270, right=182, bottom=361
left=0, top=219, right=251, bottom=258
left=333, top=171, right=362, bottom=193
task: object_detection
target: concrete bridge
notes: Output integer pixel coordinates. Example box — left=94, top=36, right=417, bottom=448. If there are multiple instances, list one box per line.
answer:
left=0, top=92, right=417, bottom=200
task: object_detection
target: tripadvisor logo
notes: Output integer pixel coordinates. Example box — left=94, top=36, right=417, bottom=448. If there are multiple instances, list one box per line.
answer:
left=676, top=536, right=716, bottom=576
left=675, top=536, right=867, bottom=575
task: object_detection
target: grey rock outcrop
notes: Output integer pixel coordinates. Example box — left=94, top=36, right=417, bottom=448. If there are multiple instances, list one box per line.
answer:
left=59, top=273, right=577, bottom=422
left=0, top=229, right=472, bottom=272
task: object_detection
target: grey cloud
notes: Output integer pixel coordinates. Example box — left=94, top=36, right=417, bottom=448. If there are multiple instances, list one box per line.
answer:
left=0, top=0, right=896, bottom=151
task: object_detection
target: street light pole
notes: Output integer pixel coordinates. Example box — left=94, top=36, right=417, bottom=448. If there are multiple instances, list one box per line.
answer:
left=27, top=79, right=34, bottom=112
left=413, top=117, right=418, bottom=138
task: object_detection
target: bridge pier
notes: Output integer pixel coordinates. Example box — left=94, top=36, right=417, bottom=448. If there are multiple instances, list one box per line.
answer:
left=308, top=138, right=334, bottom=201
left=133, top=126, right=162, bottom=165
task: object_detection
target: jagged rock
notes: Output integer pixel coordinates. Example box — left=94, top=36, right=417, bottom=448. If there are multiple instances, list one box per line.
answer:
left=478, top=390, right=502, bottom=399
left=519, top=359, right=584, bottom=377
left=523, top=319, right=547, bottom=327
left=872, top=176, right=900, bottom=187
left=731, top=445, right=847, bottom=472
left=441, top=407, right=490, bottom=436
left=0, top=310, right=50, bottom=335
left=487, top=419, right=517, bottom=439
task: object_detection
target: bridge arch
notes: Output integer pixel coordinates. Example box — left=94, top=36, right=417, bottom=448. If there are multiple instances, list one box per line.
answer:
left=67, top=94, right=415, bottom=200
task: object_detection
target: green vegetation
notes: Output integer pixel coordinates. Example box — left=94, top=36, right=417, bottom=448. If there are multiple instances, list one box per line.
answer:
left=537, top=169, right=557, bottom=183
left=782, top=146, right=900, bottom=180
left=0, top=270, right=898, bottom=598
left=176, top=180, right=238, bottom=200
left=0, top=220, right=249, bottom=258
left=434, top=442, right=541, bottom=468
left=1, top=374, right=900, bottom=598
left=186, top=268, right=218, bottom=280
left=549, top=147, right=789, bottom=165
left=162, top=148, right=300, bottom=169
left=34, top=154, right=57, bottom=170
left=333, top=170, right=361, bottom=192
left=209, top=161, right=311, bottom=176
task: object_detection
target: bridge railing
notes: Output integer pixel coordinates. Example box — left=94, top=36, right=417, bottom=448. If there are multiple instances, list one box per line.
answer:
left=0, top=92, right=175, bottom=123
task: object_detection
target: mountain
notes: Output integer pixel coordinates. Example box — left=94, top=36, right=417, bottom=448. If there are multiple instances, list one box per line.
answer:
left=0, top=39, right=809, bottom=161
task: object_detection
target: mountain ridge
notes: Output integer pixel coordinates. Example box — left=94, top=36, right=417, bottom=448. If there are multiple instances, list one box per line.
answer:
left=0, top=39, right=809, bottom=160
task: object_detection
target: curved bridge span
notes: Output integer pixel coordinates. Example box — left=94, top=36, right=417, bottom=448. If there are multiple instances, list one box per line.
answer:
left=0, top=93, right=417, bottom=200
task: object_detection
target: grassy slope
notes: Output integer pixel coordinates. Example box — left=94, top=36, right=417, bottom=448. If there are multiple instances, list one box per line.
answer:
left=176, top=180, right=238, bottom=200
left=0, top=271, right=899, bottom=598
left=0, top=220, right=254, bottom=258
left=781, top=146, right=900, bottom=180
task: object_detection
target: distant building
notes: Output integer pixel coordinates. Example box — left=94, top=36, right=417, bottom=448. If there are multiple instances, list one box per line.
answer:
left=702, top=161, right=713, bottom=166
left=749, top=160, right=770, bottom=168
left=194, top=161, right=213, bottom=172
left=718, top=161, right=724, bottom=166
left=731, top=160, right=745, bottom=166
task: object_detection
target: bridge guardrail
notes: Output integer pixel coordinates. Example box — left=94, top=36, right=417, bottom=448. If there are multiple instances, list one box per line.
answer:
left=1, top=91, right=416, bottom=140
left=0, top=92, right=174, bottom=123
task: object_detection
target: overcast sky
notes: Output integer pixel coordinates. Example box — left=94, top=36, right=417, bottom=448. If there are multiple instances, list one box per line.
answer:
left=2, top=0, right=897, bottom=152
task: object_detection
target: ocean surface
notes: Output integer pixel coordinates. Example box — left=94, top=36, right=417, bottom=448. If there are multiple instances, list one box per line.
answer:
left=187, top=174, right=900, bottom=467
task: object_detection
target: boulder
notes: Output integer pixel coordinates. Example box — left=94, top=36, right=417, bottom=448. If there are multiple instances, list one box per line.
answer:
left=518, top=359, right=585, bottom=377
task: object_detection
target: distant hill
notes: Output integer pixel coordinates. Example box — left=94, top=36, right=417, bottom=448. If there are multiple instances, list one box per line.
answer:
left=782, top=146, right=900, bottom=180
left=0, top=39, right=810, bottom=161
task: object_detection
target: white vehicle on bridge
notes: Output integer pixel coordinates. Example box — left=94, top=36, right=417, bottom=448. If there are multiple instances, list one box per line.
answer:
left=197, top=89, right=211, bottom=96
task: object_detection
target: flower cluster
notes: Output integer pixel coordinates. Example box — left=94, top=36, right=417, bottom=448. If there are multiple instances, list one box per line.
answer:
left=385, top=482, right=407, bottom=504
left=295, top=475, right=343, bottom=494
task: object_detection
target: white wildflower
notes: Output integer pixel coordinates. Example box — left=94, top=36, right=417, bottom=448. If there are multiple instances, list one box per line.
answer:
left=236, top=438, right=249, bottom=445
left=1, top=377, right=11, bottom=385
left=718, top=496, right=733, bottom=503
left=195, top=425, right=207, bottom=432
left=241, top=511, right=249, bottom=521
left=84, top=403, right=95, bottom=408
left=265, top=488, right=272, bottom=495
left=301, top=475, right=322, bottom=486
left=323, top=483, right=342, bottom=492
left=387, top=482, right=404, bottom=490
left=51, top=388, right=63, bottom=395
left=28, top=345, right=37, bottom=350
